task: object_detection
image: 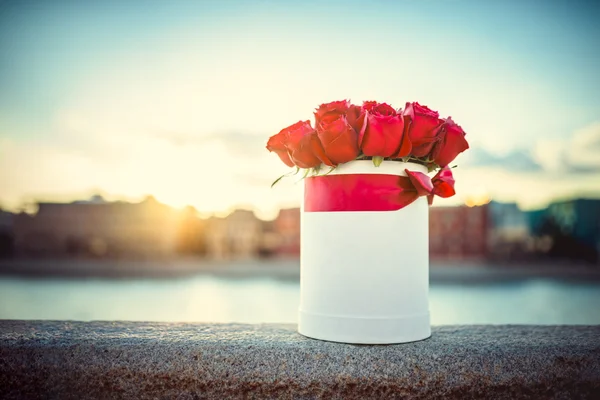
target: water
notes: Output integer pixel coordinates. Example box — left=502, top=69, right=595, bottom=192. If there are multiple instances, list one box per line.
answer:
left=1, top=276, right=599, bottom=324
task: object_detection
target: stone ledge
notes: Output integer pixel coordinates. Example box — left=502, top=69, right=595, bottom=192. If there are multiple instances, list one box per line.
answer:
left=1, top=322, right=599, bottom=399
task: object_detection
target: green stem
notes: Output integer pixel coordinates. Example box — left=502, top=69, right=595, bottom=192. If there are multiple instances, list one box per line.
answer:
left=270, top=167, right=300, bottom=188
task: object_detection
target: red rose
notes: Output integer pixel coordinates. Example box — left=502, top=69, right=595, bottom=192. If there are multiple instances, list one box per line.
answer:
left=345, top=104, right=366, bottom=135
left=358, top=102, right=406, bottom=158
left=314, top=100, right=350, bottom=127
left=361, top=101, right=379, bottom=112
left=266, top=128, right=295, bottom=167
left=431, top=117, right=469, bottom=167
left=277, top=120, right=333, bottom=169
left=314, top=100, right=360, bottom=165
left=402, top=102, right=444, bottom=158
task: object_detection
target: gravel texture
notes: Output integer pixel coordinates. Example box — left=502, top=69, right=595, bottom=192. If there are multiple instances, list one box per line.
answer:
left=1, top=321, right=599, bottom=399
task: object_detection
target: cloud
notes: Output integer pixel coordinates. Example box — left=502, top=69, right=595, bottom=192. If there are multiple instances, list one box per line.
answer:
left=3, top=105, right=600, bottom=215
left=563, top=122, right=600, bottom=173
left=449, top=121, right=600, bottom=209
left=0, top=111, right=294, bottom=214
left=150, top=130, right=268, bottom=159
left=0, top=137, right=102, bottom=209
left=450, top=165, right=600, bottom=210
left=56, top=110, right=272, bottom=171
left=462, top=121, right=600, bottom=176
left=534, top=121, right=600, bottom=174
left=459, top=147, right=542, bottom=172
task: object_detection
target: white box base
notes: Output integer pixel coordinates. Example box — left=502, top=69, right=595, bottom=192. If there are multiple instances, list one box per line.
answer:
left=298, top=310, right=431, bottom=344
left=299, top=161, right=431, bottom=345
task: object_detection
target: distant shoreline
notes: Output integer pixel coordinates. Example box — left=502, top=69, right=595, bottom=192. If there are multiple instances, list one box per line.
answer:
left=0, top=258, right=599, bottom=284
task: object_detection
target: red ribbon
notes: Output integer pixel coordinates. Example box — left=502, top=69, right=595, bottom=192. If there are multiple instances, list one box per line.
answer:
left=304, top=167, right=455, bottom=212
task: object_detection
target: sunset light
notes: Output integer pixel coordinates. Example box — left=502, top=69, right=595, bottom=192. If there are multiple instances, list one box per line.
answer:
left=1, top=2, right=599, bottom=397
left=1, top=1, right=599, bottom=215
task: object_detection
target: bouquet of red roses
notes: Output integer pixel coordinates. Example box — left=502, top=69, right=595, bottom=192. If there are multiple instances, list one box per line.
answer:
left=266, top=100, right=469, bottom=206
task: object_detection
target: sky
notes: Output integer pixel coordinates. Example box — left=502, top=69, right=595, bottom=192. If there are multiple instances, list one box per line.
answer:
left=0, top=0, right=599, bottom=218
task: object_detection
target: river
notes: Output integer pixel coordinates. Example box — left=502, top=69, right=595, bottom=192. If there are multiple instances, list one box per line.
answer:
left=1, top=275, right=599, bottom=324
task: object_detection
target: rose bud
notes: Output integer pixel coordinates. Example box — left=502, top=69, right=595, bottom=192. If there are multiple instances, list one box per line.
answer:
left=282, top=120, right=333, bottom=169
left=358, top=102, right=405, bottom=158
left=431, top=117, right=469, bottom=167
left=266, top=128, right=295, bottom=167
left=314, top=100, right=360, bottom=165
left=402, top=102, right=444, bottom=158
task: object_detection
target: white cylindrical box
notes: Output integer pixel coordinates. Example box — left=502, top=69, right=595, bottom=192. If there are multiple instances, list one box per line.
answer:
left=298, top=160, right=431, bottom=344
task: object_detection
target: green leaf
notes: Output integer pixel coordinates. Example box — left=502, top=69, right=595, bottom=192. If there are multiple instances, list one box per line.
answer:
left=271, top=167, right=300, bottom=188
left=372, top=156, right=384, bottom=167
left=271, top=174, right=287, bottom=188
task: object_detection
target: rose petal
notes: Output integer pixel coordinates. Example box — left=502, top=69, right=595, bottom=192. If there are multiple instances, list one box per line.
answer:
left=317, top=116, right=359, bottom=164
left=432, top=166, right=456, bottom=198
left=432, top=117, right=469, bottom=167
left=284, top=121, right=327, bottom=169
left=309, top=132, right=334, bottom=167
left=314, top=100, right=350, bottom=127
left=403, top=102, right=444, bottom=158
left=361, top=113, right=404, bottom=157
left=405, top=169, right=434, bottom=196
left=266, top=129, right=295, bottom=167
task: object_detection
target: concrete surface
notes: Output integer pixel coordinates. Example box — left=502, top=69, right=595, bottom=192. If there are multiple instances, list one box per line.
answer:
left=1, top=322, right=599, bottom=399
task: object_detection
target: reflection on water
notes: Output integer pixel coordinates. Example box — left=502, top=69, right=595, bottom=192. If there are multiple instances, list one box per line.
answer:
left=1, top=276, right=599, bottom=325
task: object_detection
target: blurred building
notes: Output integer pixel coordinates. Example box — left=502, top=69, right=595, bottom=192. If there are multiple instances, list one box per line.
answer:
left=527, top=199, right=600, bottom=264
left=0, top=209, right=14, bottom=258
left=13, top=196, right=180, bottom=258
left=176, top=206, right=207, bottom=256
left=204, top=216, right=228, bottom=260
left=273, top=208, right=300, bottom=257
left=429, top=205, right=489, bottom=261
left=486, top=201, right=530, bottom=260
left=204, top=209, right=263, bottom=260
left=258, top=219, right=279, bottom=258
